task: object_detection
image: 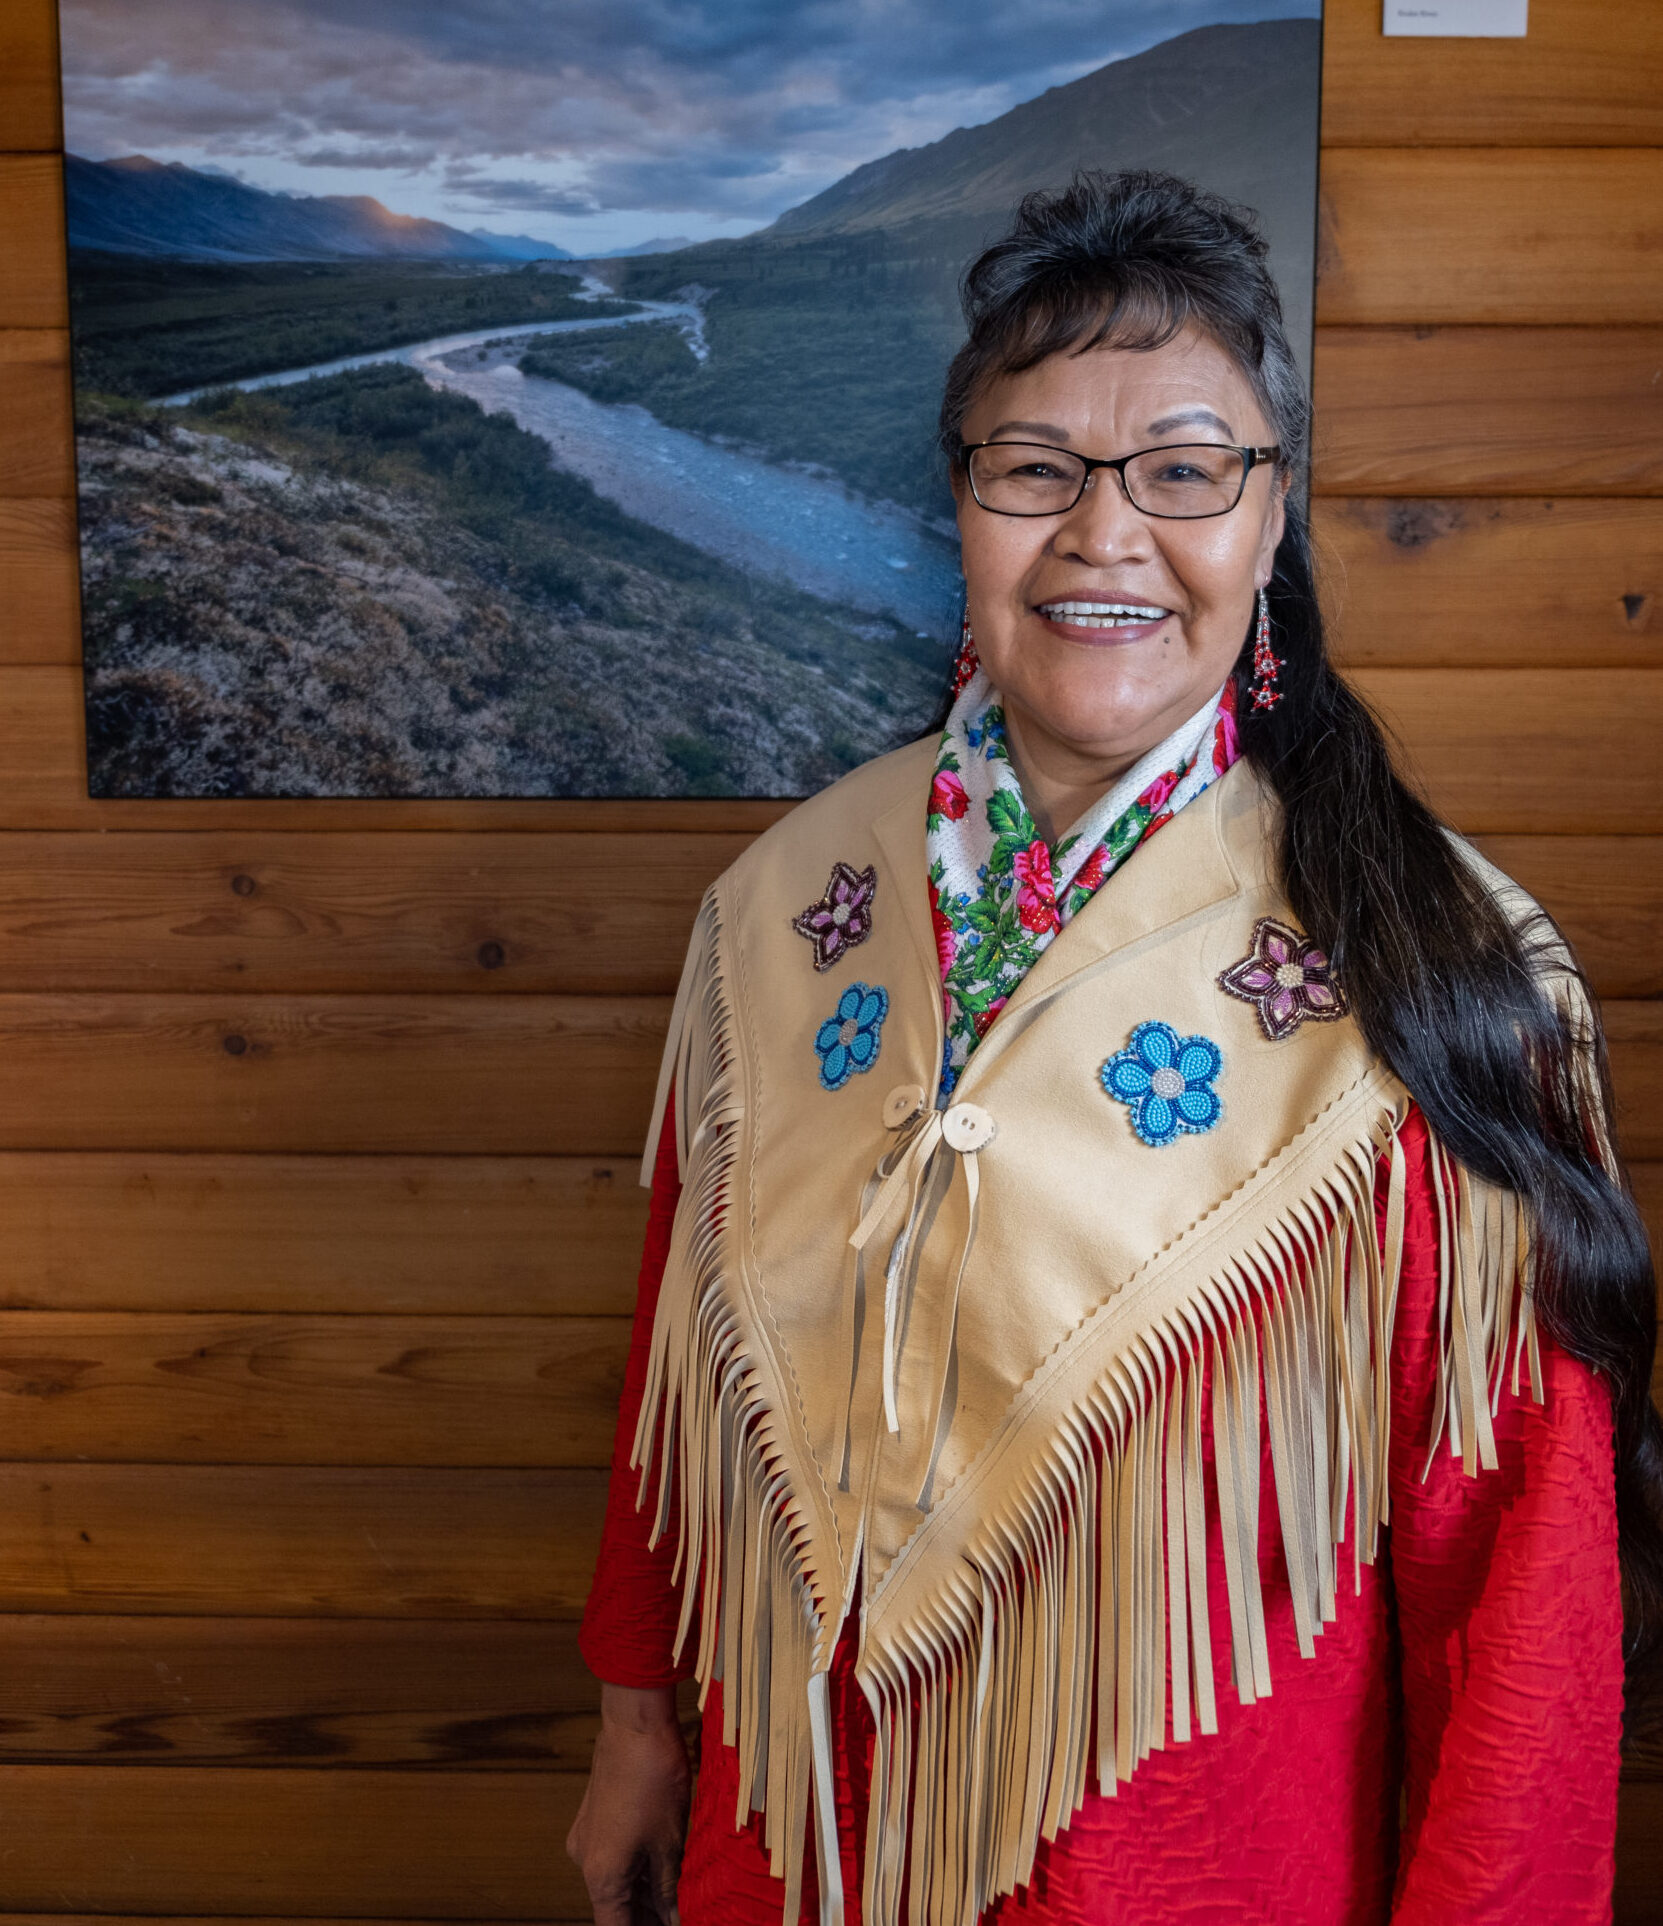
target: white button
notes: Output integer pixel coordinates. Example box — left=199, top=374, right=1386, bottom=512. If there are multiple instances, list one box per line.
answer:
left=882, top=1084, right=927, bottom=1129
left=941, top=1102, right=995, bottom=1153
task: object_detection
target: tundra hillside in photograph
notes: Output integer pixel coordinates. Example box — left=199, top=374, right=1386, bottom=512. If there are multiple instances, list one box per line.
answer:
left=58, top=0, right=1323, bottom=798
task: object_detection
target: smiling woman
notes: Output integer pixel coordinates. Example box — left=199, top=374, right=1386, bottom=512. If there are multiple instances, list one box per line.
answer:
left=570, top=170, right=1659, bottom=1926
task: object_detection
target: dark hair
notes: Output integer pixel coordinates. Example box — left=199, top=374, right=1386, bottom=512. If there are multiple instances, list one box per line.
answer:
left=939, top=169, right=1663, bottom=1699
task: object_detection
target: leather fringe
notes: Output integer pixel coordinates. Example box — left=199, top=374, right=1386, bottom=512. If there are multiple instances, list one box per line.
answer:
left=634, top=895, right=1548, bottom=1926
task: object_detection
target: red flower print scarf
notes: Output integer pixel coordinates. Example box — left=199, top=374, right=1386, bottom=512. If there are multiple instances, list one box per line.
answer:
left=927, top=649, right=1240, bottom=1098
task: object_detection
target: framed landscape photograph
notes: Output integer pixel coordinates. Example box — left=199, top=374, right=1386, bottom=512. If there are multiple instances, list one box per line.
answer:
left=58, top=1, right=1324, bottom=798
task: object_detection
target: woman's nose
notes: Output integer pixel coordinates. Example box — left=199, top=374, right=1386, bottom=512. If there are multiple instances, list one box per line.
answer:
left=1052, top=470, right=1155, bottom=565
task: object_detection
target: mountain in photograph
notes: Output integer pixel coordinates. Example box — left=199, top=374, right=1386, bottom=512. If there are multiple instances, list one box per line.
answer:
left=767, top=19, right=1319, bottom=343
left=64, top=153, right=573, bottom=261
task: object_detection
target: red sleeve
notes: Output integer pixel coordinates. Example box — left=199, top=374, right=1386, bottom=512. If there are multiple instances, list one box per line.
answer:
left=578, top=1102, right=696, bottom=1688
left=1386, top=1106, right=1624, bottom=1924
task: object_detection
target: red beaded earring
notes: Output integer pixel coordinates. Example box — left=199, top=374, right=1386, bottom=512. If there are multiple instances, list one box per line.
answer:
left=1248, top=586, right=1283, bottom=711
left=949, top=610, right=980, bottom=698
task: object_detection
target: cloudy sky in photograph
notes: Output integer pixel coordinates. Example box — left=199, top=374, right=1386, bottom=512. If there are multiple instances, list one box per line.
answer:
left=61, top=0, right=1321, bottom=253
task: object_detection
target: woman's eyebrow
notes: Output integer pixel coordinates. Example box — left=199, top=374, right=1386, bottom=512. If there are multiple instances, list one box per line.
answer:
left=983, top=419, right=1074, bottom=442
left=1146, top=407, right=1236, bottom=438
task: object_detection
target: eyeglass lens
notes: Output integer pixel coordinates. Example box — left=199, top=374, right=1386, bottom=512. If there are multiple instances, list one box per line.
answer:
left=968, top=442, right=1250, bottom=518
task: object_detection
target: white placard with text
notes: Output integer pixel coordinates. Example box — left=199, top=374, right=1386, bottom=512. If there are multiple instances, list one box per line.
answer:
left=1383, top=0, right=1527, bottom=33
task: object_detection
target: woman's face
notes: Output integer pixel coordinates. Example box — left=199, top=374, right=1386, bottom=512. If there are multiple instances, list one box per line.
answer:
left=953, top=323, right=1287, bottom=773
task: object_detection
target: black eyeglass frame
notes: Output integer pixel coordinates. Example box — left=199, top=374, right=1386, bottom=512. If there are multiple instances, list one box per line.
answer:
left=959, top=438, right=1283, bottom=520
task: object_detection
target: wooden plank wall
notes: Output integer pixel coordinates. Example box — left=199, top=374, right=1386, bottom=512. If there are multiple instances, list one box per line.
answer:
left=0, top=0, right=1659, bottom=1916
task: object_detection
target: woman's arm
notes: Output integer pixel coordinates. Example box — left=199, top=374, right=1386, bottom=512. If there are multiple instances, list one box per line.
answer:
left=1387, top=1107, right=1625, bottom=1924
left=568, top=1106, right=694, bottom=1924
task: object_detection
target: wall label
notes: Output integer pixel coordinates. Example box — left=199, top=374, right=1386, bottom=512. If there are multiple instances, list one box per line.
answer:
left=1384, top=0, right=1526, bottom=33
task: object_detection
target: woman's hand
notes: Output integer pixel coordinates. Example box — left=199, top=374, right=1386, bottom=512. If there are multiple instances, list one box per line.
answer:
left=566, top=1682, right=692, bottom=1925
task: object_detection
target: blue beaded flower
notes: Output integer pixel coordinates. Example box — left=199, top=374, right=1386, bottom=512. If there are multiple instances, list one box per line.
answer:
left=814, top=981, right=889, bottom=1092
left=1100, top=1020, right=1224, bottom=1146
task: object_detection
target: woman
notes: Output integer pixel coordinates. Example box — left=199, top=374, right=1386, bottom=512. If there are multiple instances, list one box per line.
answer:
left=569, top=172, right=1660, bottom=1925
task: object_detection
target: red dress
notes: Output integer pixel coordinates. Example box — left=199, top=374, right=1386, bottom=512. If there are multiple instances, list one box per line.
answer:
left=581, top=1103, right=1623, bottom=1924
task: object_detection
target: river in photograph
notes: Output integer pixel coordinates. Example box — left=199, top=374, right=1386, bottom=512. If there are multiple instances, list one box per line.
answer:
left=163, top=296, right=964, bottom=639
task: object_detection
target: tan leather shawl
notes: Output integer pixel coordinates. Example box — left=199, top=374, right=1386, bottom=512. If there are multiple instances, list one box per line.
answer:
left=634, top=741, right=1587, bottom=1926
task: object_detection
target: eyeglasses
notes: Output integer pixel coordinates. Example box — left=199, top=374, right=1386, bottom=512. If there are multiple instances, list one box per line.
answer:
left=961, top=439, right=1282, bottom=520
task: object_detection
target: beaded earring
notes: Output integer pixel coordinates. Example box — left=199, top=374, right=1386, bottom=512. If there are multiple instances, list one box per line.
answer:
left=1248, top=585, right=1284, bottom=711
left=949, top=609, right=980, bottom=698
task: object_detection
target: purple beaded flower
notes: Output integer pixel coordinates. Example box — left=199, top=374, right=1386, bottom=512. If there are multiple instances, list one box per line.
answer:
left=792, top=861, right=877, bottom=972
left=1218, top=917, right=1348, bottom=1042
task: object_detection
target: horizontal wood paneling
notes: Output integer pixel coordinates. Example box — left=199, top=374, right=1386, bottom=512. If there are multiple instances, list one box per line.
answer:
left=1313, top=328, right=1663, bottom=496
left=1318, top=150, right=1663, bottom=326
left=1347, top=669, right=1663, bottom=832
left=0, top=989, right=1649, bottom=1162
left=0, top=1313, right=625, bottom=1466
left=0, top=0, right=60, bottom=154
left=1469, top=838, right=1663, bottom=999
left=1608, top=1004, right=1663, bottom=1162
left=0, top=1152, right=649, bottom=1315
left=0, top=829, right=1642, bottom=997
left=0, top=1765, right=583, bottom=1916
left=0, top=831, right=741, bottom=994
left=0, top=156, right=62, bottom=330
left=0, top=1463, right=602, bottom=1616
left=1321, top=0, right=1663, bottom=147
left=0, top=1615, right=602, bottom=1769
left=0, top=993, right=666, bottom=1154
left=0, top=332, right=72, bottom=499
left=0, top=499, right=77, bottom=665
left=0, top=667, right=1656, bottom=835
left=1316, top=498, right=1661, bottom=668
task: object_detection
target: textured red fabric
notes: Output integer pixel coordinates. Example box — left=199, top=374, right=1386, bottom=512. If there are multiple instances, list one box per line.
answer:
left=579, top=1105, right=1623, bottom=1922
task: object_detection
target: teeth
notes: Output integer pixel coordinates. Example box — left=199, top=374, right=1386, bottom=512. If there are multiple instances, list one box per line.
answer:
left=1039, top=600, right=1170, bottom=623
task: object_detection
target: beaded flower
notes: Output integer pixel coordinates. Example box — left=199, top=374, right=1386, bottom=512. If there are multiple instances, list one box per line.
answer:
left=1217, top=917, right=1347, bottom=1042
left=814, top=982, right=889, bottom=1092
left=1100, top=1020, right=1224, bottom=1147
left=793, top=862, right=878, bottom=972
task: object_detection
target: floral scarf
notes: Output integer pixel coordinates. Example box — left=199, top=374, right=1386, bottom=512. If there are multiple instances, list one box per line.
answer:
left=927, top=651, right=1240, bottom=1099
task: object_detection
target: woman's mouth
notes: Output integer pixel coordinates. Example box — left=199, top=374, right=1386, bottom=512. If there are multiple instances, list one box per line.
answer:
left=1034, top=599, right=1173, bottom=641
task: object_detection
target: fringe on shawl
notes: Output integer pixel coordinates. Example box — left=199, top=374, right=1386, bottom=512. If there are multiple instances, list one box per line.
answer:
left=632, top=889, right=833, bottom=1924
left=629, top=893, right=1596, bottom=1926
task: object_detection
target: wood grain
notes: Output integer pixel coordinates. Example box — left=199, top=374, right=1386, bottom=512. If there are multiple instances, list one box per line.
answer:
left=0, top=1463, right=603, bottom=1616
left=0, top=332, right=71, bottom=499
left=1347, top=669, right=1663, bottom=833
left=0, top=667, right=1656, bottom=836
left=1321, top=0, right=1663, bottom=147
left=0, top=1151, right=649, bottom=1315
left=0, top=828, right=1645, bottom=995
left=0, top=830, right=740, bottom=994
left=0, top=1615, right=603, bottom=1770
left=1608, top=1004, right=1663, bottom=1163
left=0, top=1312, right=626, bottom=1466
left=1469, top=838, right=1663, bottom=997
left=1318, top=150, right=1663, bottom=327
left=0, top=0, right=60, bottom=154
left=1312, top=328, right=1663, bottom=497
left=0, top=1765, right=584, bottom=1916
left=0, top=499, right=79, bottom=665
left=1315, top=498, right=1663, bottom=668
left=0, top=992, right=667, bottom=1154
left=0, top=156, right=63, bottom=331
